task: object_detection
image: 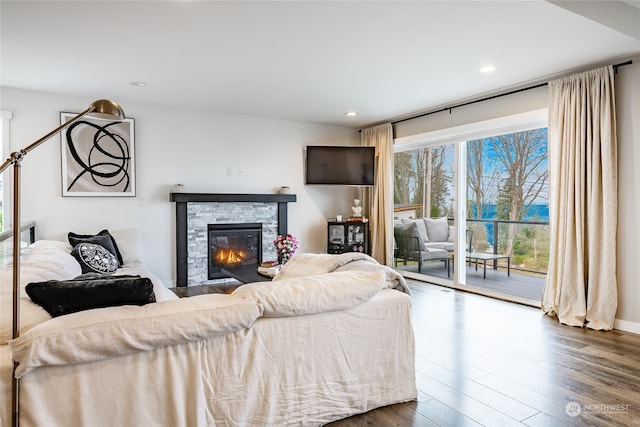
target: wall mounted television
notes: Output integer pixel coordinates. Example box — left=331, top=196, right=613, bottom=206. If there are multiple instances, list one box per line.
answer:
left=305, top=145, right=375, bottom=186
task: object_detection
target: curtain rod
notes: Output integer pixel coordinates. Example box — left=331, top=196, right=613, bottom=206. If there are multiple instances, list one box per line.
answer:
left=390, top=60, right=633, bottom=126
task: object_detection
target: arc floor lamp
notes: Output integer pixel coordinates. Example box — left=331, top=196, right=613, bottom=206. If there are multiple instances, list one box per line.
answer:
left=0, top=99, right=125, bottom=427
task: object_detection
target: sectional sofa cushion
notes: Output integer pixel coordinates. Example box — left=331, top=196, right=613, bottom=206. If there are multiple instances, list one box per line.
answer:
left=425, top=217, right=449, bottom=243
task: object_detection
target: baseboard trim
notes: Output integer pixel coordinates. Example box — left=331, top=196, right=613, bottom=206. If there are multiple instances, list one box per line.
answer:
left=614, top=319, right=640, bottom=335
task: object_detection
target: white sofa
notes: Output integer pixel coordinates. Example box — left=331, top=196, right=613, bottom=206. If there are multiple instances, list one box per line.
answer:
left=1, top=235, right=416, bottom=427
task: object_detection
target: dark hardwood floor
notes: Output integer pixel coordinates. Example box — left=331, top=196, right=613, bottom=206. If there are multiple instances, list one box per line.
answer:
left=327, top=279, right=640, bottom=426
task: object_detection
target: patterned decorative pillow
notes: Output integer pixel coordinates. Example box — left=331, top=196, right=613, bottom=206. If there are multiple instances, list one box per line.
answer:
left=71, top=243, right=119, bottom=275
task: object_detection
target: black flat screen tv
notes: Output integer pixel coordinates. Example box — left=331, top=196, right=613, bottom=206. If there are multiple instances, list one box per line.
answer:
left=305, top=145, right=375, bottom=186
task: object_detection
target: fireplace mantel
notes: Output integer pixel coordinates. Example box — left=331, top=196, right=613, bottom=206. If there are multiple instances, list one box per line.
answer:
left=170, top=192, right=296, bottom=204
left=171, top=192, right=297, bottom=286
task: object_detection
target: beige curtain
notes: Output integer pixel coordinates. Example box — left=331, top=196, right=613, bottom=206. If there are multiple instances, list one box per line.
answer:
left=361, top=123, right=393, bottom=266
left=542, top=66, right=618, bottom=330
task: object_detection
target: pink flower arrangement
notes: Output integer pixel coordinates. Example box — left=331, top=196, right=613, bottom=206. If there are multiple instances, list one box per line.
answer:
left=273, top=233, right=298, bottom=264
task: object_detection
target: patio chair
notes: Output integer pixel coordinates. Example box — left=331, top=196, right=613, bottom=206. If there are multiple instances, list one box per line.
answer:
left=394, top=221, right=449, bottom=275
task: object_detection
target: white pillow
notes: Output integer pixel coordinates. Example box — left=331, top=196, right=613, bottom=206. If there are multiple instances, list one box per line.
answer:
left=109, top=229, right=144, bottom=265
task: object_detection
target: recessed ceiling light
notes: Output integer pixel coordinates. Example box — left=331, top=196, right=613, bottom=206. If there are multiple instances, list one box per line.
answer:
left=129, top=81, right=148, bottom=87
left=479, top=66, right=496, bottom=73
left=345, top=111, right=357, bottom=117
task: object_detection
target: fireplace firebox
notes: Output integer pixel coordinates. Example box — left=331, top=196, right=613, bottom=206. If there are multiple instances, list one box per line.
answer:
left=208, top=223, right=262, bottom=279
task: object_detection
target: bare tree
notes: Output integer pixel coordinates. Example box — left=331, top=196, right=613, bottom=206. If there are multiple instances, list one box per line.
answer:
left=467, top=140, right=499, bottom=219
left=393, top=151, right=413, bottom=206
left=491, top=129, right=548, bottom=255
left=394, top=149, right=428, bottom=217
left=423, top=149, right=432, bottom=218
left=394, top=146, right=452, bottom=219
left=414, top=149, right=427, bottom=217
left=467, top=140, right=500, bottom=250
left=427, top=146, right=451, bottom=217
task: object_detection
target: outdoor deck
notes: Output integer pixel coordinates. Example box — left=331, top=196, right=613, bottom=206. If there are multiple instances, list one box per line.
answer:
left=394, top=259, right=545, bottom=303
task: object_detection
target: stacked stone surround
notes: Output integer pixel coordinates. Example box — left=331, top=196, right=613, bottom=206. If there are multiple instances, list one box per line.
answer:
left=187, top=201, right=279, bottom=284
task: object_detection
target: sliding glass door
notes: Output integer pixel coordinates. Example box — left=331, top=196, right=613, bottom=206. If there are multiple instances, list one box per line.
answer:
left=393, top=141, right=457, bottom=286
left=393, top=109, right=550, bottom=306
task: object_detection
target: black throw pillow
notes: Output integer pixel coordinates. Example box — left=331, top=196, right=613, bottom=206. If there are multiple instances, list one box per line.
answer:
left=71, top=243, right=119, bottom=275
left=26, top=274, right=156, bottom=317
left=68, top=229, right=124, bottom=266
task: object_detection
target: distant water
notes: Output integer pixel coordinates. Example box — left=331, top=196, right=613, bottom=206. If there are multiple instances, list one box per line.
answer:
left=469, top=203, right=549, bottom=246
left=472, top=203, right=549, bottom=221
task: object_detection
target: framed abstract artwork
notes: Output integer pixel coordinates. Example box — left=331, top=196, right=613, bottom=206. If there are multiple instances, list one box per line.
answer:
left=60, top=112, right=135, bottom=197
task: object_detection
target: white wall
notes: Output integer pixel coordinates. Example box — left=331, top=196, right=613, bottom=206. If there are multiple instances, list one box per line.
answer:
left=615, top=55, right=640, bottom=332
left=1, top=87, right=360, bottom=286
left=392, top=55, right=640, bottom=333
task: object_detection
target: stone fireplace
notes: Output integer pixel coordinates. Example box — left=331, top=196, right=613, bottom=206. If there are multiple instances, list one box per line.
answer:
left=170, top=193, right=296, bottom=286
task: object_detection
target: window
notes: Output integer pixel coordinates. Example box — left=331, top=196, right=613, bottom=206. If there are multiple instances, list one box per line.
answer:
left=0, top=110, right=13, bottom=232
left=394, top=144, right=455, bottom=219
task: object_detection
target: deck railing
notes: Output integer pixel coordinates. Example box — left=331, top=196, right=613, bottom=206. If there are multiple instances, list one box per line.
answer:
left=464, top=218, right=549, bottom=276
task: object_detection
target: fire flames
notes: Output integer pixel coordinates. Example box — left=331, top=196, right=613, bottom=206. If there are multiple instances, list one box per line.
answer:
left=215, top=249, right=245, bottom=265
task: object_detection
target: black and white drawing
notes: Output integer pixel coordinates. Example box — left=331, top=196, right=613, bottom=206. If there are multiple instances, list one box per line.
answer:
left=60, top=112, right=135, bottom=196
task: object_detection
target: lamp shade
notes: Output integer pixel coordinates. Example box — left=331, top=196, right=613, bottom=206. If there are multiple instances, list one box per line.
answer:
left=88, top=99, right=126, bottom=120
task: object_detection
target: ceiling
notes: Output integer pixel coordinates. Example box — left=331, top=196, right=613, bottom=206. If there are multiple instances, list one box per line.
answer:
left=2, top=1, right=639, bottom=129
